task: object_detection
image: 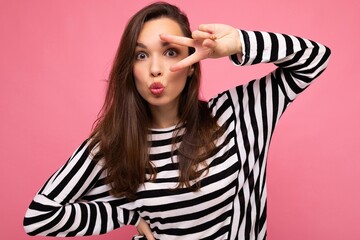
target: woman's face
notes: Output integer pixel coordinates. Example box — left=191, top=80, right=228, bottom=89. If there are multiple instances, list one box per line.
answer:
left=133, top=17, right=193, bottom=113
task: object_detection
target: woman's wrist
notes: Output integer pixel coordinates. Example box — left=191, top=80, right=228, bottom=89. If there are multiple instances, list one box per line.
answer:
left=235, top=29, right=244, bottom=58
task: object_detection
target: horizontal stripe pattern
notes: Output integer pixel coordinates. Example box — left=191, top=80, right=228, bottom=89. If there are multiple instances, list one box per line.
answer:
left=24, top=29, right=330, bottom=239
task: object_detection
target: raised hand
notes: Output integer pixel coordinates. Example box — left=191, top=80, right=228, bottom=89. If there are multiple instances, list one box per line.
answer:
left=159, top=24, right=242, bottom=71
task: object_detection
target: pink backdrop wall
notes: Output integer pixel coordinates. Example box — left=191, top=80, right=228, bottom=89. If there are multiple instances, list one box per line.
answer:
left=1, top=0, right=359, bottom=239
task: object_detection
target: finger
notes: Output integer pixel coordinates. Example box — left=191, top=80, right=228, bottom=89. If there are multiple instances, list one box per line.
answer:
left=159, top=33, right=194, bottom=47
left=170, top=53, right=203, bottom=72
left=192, top=30, right=213, bottom=40
left=198, top=24, right=216, bottom=34
left=202, top=38, right=217, bottom=49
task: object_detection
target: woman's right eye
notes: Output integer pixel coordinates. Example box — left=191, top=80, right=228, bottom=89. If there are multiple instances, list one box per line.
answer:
left=135, top=52, right=147, bottom=60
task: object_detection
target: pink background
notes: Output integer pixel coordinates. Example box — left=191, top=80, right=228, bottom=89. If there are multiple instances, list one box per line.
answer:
left=1, top=0, right=359, bottom=239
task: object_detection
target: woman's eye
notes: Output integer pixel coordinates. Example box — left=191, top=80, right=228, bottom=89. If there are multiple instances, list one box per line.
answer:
left=135, top=52, right=147, bottom=60
left=165, top=49, right=178, bottom=57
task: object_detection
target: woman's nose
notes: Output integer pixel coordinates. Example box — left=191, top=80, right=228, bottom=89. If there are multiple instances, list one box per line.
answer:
left=150, top=57, right=163, bottom=77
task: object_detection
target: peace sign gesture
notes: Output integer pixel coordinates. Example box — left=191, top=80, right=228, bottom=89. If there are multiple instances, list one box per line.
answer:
left=159, top=24, right=243, bottom=72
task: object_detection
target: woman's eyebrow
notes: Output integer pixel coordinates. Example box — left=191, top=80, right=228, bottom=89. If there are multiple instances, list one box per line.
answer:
left=136, top=42, right=147, bottom=49
left=136, top=42, right=171, bottom=49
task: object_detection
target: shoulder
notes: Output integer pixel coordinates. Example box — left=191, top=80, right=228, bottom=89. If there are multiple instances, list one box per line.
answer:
left=208, top=85, right=246, bottom=112
left=68, top=138, right=106, bottom=168
left=207, top=87, right=242, bottom=126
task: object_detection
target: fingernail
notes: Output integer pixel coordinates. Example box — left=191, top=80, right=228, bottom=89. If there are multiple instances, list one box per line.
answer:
left=210, top=35, right=217, bottom=40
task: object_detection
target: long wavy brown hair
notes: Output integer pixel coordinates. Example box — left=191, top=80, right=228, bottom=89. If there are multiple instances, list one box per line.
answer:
left=89, top=2, right=222, bottom=200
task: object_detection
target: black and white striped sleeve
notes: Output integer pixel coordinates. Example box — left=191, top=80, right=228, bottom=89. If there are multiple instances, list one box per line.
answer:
left=211, top=30, right=331, bottom=239
left=230, top=29, right=331, bottom=102
left=23, top=139, right=139, bottom=236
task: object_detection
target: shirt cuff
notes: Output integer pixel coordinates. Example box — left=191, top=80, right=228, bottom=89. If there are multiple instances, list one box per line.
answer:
left=229, top=29, right=245, bottom=66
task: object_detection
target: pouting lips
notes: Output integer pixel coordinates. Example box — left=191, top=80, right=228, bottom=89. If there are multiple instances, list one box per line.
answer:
left=149, top=82, right=165, bottom=96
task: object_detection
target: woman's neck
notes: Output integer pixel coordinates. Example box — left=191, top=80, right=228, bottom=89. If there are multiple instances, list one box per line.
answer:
left=150, top=105, right=180, bottom=129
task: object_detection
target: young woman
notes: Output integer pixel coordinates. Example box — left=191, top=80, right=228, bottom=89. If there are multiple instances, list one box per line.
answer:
left=23, top=2, right=331, bottom=240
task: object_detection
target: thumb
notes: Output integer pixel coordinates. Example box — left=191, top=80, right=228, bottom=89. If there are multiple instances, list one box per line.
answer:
left=137, top=218, right=155, bottom=240
left=143, top=232, right=155, bottom=240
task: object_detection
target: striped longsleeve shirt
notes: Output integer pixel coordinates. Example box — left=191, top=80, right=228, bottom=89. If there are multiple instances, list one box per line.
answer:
left=23, top=29, right=331, bottom=239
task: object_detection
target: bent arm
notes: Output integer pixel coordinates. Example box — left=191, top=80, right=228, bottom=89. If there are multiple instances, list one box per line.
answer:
left=231, top=29, right=331, bottom=101
left=23, top=139, right=140, bottom=236
left=160, top=24, right=331, bottom=93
